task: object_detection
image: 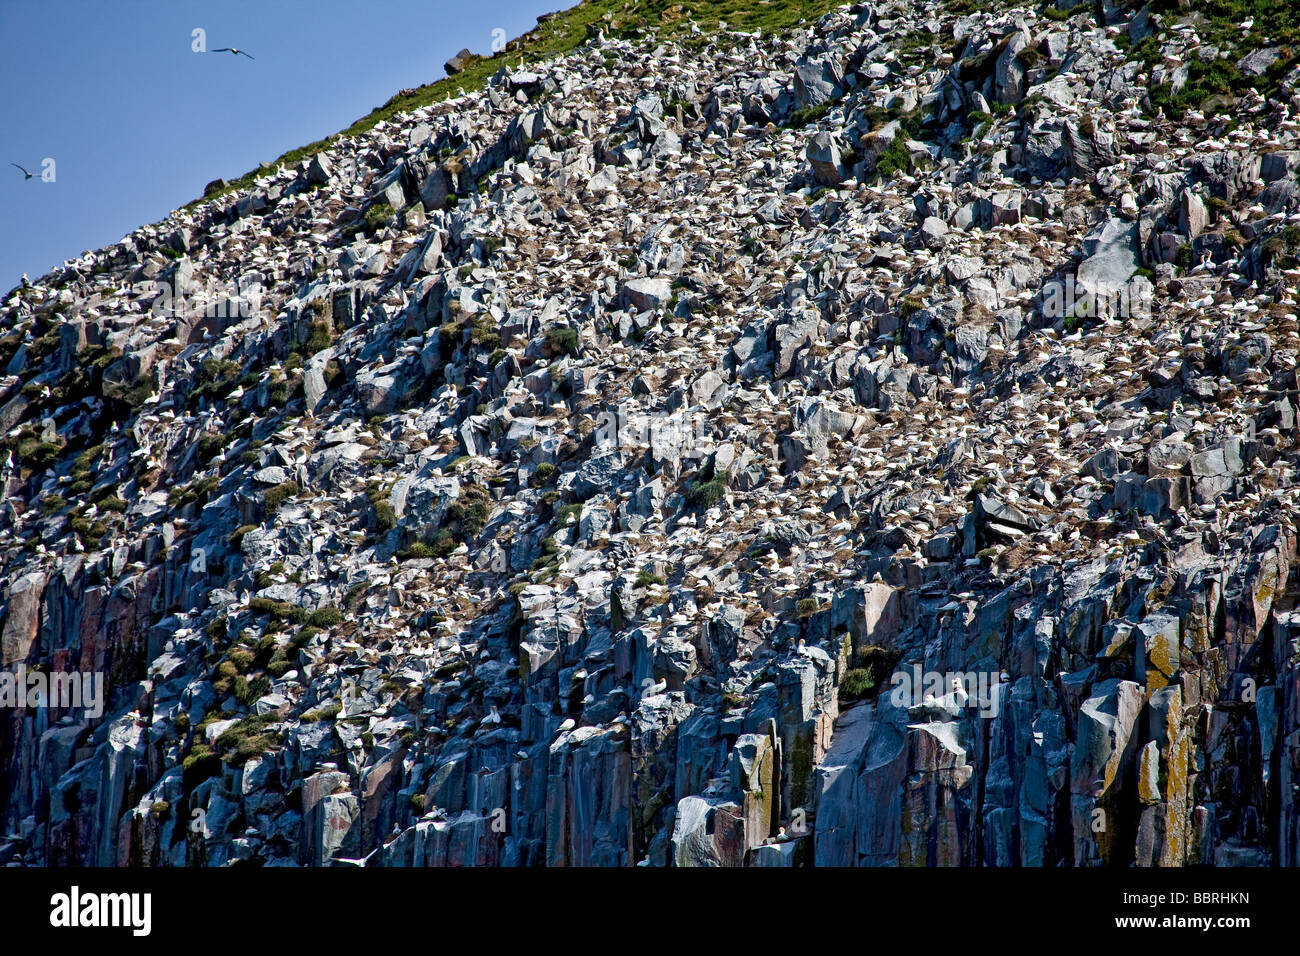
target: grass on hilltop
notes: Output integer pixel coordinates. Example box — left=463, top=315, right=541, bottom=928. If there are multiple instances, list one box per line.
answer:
left=1141, top=0, right=1299, bottom=119
left=189, top=0, right=845, bottom=208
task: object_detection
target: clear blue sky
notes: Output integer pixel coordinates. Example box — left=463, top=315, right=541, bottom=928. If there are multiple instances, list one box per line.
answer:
left=0, top=0, right=564, bottom=292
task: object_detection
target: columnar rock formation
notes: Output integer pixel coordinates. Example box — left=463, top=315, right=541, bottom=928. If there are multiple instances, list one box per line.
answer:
left=2, top=0, right=1300, bottom=867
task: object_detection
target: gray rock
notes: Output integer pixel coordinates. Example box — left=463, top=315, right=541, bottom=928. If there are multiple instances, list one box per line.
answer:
left=1147, top=434, right=1192, bottom=476
left=807, top=132, right=843, bottom=187
left=444, top=48, right=474, bottom=75
left=1081, top=448, right=1124, bottom=481
left=1238, top=47, right=1280, bottom=77
left=572, top=451, right=623, bottom=499
left=1261, top=151, right=1300, bottom=183
left=671, top=795, right=745, bottom=866
left=920, top=216, right=948, bottom=248
left=1179, top=190, right=1207, bottom=239
left=1076, top=216, right=1137, bottom=297
left=419, top=168, right=451, bottom=211
left=990, top=190, right=1022, bottom=226
left=793, top=57, right=842, bottom=109
left=1063, top=119, right=1120, bottom=183
left=974, top=494, right=1040, bottom=544
left=622, top=277, right=673, bottom=312
left=690, top=370, right=727, bottom=409
left=1190, top=439, right=1244, bottom=479
left=773, top=309, right=821, bottom=379
left=994, top=30, right=1030, bottom=104
left=307, top=153, right=333, bottom=186
left=1, top=571, right=45, bottom=665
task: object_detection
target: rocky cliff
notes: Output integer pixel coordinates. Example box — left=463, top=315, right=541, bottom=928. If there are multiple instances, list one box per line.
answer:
left=3, top=0, right=1300, bottom=867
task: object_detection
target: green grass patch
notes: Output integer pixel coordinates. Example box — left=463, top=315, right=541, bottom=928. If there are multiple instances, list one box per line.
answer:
left=249, top=597, right=307, bottom=625
left=546, top=326, right=580, bottom=357
left=263, top=480, right=301, bottom=514
left=874, top=130, right=913, bottom=179
left=686, top=473, right=729, bottom=510
left=635, top=568, right=665, bottom=588
left=364, top=202, right=395, bottom=232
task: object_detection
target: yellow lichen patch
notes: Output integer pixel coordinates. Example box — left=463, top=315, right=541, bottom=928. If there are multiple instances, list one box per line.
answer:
left=1161, top=728, right=1191, bottom=866
left=1100, top=626, right=1131, bottom=658
left=1138, top=740, right=1162, bottom=804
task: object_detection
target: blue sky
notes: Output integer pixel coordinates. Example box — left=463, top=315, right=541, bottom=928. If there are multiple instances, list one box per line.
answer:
left=0, top=0, right=563, bottom=292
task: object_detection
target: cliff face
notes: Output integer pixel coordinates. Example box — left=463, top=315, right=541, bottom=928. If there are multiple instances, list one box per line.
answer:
left=2, top=0, right=1300, bottom=867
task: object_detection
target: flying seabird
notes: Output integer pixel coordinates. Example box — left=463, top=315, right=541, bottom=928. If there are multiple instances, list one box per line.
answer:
left=10, top=163, right=34, bottom=180
left=332, top=846, right=380, bottom=867
left=211, top=47, right=255, bottom=59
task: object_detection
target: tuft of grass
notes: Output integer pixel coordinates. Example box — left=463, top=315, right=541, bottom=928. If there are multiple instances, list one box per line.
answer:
left=249, top=597, right=307, bottom=625
left=839, top=668, right=876, bottom=703
left=546, top=326, right=580, bottom=357
left=300, top=701, right=342, bottom=723
left=303, top=319, right=334, bottom=355
left=374, top=500, right=397, bottom=532
left=306, top=606, right=342, bottom=628
left=263, top=481, right=301, bottom=514
left=215, top=713, right=280, bottom=765
left=16, top=439, right=63, bottom=469
left=897, top=293, right=925, bottom=319
left=555, top=502, right=584, bottom=526
left=874, top=130, right=913, bottom=179
left=447, top=484, right=492, bottom=537
left=686, top=473, right=729, bottom=510
left=786, top=96, right=841, bottom=128
left=182, top=745, right=220, bottom=787
left=839, top=644, right=899, bottom=704
left=398, top=541, right=435, bottom=561
left=364, top=202, right=395, bottom=231
left=635, top=568, right=665, bottom=588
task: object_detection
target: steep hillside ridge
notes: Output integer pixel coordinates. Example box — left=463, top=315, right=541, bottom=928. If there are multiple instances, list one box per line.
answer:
left=2, top=0, right=1300, bottom=867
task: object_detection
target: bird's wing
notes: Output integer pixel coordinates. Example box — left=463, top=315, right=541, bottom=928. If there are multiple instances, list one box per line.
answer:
left=238, top=50, right=254, bottom=59
left=10, top=163, right=31, bottom=176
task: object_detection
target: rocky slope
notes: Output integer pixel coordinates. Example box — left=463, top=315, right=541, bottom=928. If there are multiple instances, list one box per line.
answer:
left=3, top=0, right=1300, bottom=867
